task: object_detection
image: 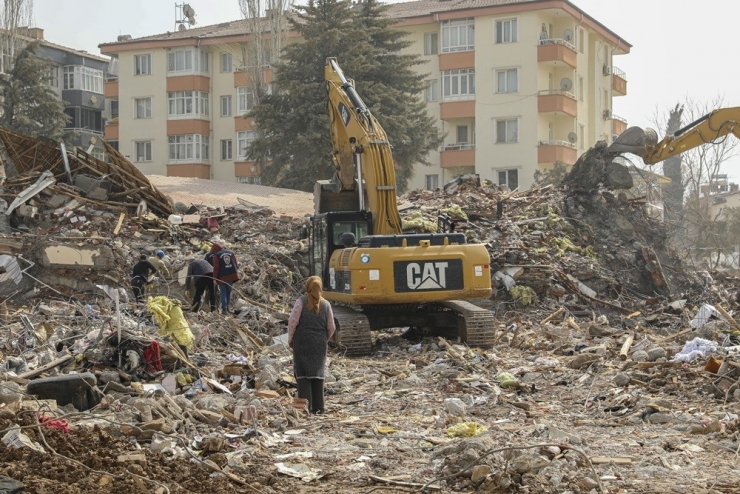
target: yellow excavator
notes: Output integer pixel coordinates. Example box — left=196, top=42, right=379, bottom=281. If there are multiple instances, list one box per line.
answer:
left=609, top=107, right=740, bottom=163
left=307, top=58, right=494, bottom=356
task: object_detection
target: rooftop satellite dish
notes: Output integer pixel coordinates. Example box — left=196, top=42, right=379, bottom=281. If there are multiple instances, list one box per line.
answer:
left=183, top=4, right=196, bottom=25
left=178, top=24, right=186, bottom=31
left=560, top=77, right=573, bottom=92
left=563, top=29, right=574, bottom=42
left=567, top=132, right=577, bottom=144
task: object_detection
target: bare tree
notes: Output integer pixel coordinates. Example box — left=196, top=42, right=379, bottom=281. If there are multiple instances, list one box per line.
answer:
left=649, top=95, right=740, bottom=269
left=0, top=0, right=33, bottom=71
left=237, top=0, right=292, bottom=101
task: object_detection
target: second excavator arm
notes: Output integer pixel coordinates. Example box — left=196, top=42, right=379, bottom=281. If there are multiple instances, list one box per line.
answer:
left=318, top=57, right=403, bottom=235
left=609, top=107, right=740, bottom=164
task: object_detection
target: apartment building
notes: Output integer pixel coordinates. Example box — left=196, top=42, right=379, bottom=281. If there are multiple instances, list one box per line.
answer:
left=388, top=0, right=630, bottom=191
left=13, top=27, right=111, bottom=159
left=99, top=0, right=630, bottom=190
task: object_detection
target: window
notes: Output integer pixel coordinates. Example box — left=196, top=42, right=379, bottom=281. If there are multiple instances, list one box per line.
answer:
left=237, top=86, right=256, bottom=113
left=167, top=91, right=209, bottom=117
left=221, top=53, right=232, bottom=72
left=237, top=131, right=256, bottom=160
left=167, top=48, right=208, bottom=74
left=578, top=28, right=585, bottom=53
left=579, top=124, right=585, bottom=150
left=134, top=54, right=151, bottom=75
left=62, top=66, right=104, bottom=93
left=135, top=141, right=152, bottom=162
left=221, top=95, right=232, bottom=116
left=497, top=169, right=518, bottom=190
left=578, top=76, right=584, bottom=102
left=441, top=18, right=474, bottom=53
left=496, top=68, right=518, bottom=93
left=110, top=99, right=119, bottom=119
left=221, top=139, right=233, bottom=160
left=442, top=69, right=475, bottom=101
left=134, top=97, right=152, bottom=119
left=457, top=126, right=468, bottom=144
left=168, top=135, right=210, bottom=162
left=424, top=33, right=438, bottom=55
left=495, top=118, right=518, bottom=143
left=89, top=148, right=106, bottom=161
left=495, top=19, right=518, bottom=44
left=425, top=174, right=439, bottom=190
left=109, top=140, right=119, bottom=152
left=47, top=66, right=58, bottom=87
left=424, top=80, right=438, bottom=102
left=79, top=108, right=103, bottom=132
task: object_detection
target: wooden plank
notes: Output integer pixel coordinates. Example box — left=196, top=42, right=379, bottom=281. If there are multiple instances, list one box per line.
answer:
left=17, top=354, right=73, bottom=379
left=590, top=456, right=633, bottom=465
left=113, top=212, right=126, bottom=235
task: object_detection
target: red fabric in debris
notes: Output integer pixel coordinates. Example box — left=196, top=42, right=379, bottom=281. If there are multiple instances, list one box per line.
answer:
left=144, top=340, right=163, bottom=373
left=39, top=414, right=69, bottom=433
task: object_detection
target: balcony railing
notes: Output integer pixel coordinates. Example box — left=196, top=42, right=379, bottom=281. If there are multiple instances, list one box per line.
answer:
left=105, top=73, right=118, bottom=82
left=612, top=114, right=627, bottom=124
left=64, top=127, right=104, bottom=136
left=443, top=142, right=476, bottom=151
left=538, top=89, right=576, bottom=99
left=538, top=140, right=575, bottom=148
left=537, top=37, right=576, bottom=51
left=612, top=66, right=626, bottom=79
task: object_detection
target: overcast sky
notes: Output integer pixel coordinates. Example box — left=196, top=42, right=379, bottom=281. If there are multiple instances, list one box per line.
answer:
left=33, top=0, right=740, bottom=180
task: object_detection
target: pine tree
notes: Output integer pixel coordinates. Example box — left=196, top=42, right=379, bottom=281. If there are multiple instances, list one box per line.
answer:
left=0, top=41, right=69, bottom=140
left=248, top=0, right=441, bottom=192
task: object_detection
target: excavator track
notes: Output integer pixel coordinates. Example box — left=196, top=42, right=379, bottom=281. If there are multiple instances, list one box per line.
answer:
left=331, top=306, right=373, bottom=356
left=441, top=300, right=496, bottom=349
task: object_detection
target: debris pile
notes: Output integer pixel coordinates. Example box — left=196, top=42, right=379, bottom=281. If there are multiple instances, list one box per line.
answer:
left=0, top=131, right=739, bottom=492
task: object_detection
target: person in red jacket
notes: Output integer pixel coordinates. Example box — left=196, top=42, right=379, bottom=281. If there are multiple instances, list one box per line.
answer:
left=210, top=243, right=240, bottom=314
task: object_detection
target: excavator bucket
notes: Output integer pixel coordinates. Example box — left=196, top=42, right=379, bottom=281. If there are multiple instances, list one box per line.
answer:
left=607, top=126, right=658, bottom=159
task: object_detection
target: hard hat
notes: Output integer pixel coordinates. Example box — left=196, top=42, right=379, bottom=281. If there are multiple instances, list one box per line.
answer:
left=156, top=250, right=165, bottom=258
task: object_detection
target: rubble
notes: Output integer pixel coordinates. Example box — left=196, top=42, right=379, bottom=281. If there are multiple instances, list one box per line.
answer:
left=0, top=131, right=739, bottom=492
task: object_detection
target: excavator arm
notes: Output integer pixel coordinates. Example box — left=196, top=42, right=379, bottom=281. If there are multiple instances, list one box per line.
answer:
left=609, top=107, right=740, bottom=164
left=318, top=57, right=403, bottom=235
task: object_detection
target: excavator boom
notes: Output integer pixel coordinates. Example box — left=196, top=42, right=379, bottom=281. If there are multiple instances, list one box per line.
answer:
left=609, top=107, right=740, bottom=164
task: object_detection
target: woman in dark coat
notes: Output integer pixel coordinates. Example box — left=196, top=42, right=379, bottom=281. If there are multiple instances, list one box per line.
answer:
left=287, top=276, right=335, bottom=414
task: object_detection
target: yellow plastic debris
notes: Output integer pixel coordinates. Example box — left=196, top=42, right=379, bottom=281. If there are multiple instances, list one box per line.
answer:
left=176, top=372, right=189, bottom=387
left=497, top=371, right=519, bottom=388
left=146, top=296, right=195, bottom=350
left=446, top=422, right=486, bottom=438
left=376, top=426, right=397, bottom=434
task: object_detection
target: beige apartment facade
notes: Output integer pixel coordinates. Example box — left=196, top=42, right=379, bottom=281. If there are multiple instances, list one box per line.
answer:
left=99, top=0, right=630, bottom=190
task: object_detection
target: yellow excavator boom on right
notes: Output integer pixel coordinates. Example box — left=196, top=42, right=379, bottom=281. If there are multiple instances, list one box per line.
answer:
left=609, top=107, right=740, bottom=164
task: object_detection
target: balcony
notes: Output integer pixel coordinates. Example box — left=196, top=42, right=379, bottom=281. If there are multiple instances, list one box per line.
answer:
left=537, top=90, right=577, bottom=117
left=612, top=66, right=627, bottom=96
left=104, top=119, right=118, bottom=140
left=537, top=39, right=577, bottom=69
left=440, top=100, right=475, bottom=120
left=612, top=114, right=628, bottom=136
left=104, top=80, right=118, bottom=98
left=537, top=140, right=577, bottom=165
left=440, top=143, right=475, bottom=169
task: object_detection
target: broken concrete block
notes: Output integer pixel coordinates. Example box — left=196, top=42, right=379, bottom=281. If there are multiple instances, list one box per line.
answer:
left=117, top=453, right=147, bottom=465
left=39, top=243, right=115, bottom=270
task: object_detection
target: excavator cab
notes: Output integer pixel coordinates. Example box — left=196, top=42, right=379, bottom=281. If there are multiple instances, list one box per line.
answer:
left=308, top=210, right=373, bottom=291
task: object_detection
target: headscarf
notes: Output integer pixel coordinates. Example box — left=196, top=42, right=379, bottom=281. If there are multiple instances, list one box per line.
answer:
left=305, top=276, right=324, bottom=315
